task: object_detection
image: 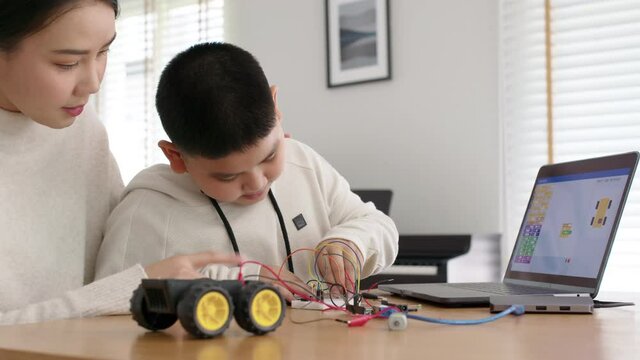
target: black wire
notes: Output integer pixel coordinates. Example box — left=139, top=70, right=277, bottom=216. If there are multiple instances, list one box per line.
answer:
left=304, top=278, right=361, bottom=305
left=328, top=284, right=347, bottom=307
left=593, top=300, right=635, bottom=308
left=361, top=292, right=380, bottom=300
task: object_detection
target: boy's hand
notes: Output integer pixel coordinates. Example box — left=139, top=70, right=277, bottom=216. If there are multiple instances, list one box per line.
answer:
left=315, top=239, right=363, bottom=295
left=144, top=251, right=242, bottom=279
left=259, top=266, right=312, bottom=302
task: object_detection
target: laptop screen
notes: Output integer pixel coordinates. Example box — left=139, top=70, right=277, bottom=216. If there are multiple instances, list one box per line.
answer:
left=504, top=152, right=638, bottom=290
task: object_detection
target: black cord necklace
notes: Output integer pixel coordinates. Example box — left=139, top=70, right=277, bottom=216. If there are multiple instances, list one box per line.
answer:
left=208, top=189, right=295, bottom=273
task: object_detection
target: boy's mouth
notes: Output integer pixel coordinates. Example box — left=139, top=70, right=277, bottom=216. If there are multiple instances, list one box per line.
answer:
left=243, top=187, right=268, bottom=200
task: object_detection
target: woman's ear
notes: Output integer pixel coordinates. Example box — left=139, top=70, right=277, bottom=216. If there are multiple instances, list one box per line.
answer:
left=158, top=140, right=188, bottom=173
left=270, top=85, right=278, bottom=104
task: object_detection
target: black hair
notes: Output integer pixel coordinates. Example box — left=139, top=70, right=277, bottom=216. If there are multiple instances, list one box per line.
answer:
left=156, top=42, right=276, bottom=159
left=0, top=0, right=119, bottom=52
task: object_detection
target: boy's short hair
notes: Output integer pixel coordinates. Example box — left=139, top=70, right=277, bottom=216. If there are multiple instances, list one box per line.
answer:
left=156, top=42, right=275, bottom=158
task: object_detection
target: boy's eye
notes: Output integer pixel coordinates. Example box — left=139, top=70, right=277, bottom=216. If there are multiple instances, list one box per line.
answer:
left=265, top=152, right=277, bottom=162
left=216, top=175, right=237, bottom=182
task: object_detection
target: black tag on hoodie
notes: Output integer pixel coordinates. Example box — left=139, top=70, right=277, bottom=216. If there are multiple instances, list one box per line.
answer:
left=292, top=214, right=307, bottom=230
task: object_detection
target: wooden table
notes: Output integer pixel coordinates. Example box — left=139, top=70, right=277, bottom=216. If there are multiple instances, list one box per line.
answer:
left=0, top=293, right=638, bottom=360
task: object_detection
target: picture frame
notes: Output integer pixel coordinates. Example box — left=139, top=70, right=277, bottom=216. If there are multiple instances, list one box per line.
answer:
left=325, top=0, right=391, bottom=88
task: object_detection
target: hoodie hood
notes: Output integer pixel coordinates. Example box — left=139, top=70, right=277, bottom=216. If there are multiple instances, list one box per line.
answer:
left=123, top=164, right=209, bottom=206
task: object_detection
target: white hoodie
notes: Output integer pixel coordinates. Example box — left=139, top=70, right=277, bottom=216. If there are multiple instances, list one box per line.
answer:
left=95, top=139, right=399, bottom=283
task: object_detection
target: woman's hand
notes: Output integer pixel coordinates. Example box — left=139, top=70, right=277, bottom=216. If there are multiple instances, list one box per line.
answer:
left=258, top=265, right=313, bottom=302
left=144, top=251, right=242, bottom=279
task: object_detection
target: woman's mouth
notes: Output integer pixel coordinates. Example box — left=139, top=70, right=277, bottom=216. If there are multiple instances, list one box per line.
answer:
left=63, top=105, right=84, bottom=117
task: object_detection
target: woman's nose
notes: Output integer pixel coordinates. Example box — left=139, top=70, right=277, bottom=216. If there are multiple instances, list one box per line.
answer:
left=74, top=62, right=101, bottom=96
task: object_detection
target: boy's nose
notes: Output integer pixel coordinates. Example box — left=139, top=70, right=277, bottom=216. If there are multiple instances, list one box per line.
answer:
left=243, top=170, right=267, bottom=192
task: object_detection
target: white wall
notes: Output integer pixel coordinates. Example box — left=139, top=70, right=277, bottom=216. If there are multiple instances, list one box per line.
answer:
left=225, top=0, right=499, bottom=235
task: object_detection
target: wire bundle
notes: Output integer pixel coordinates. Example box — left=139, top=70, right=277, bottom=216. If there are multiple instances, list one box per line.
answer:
left=236, top=244, right=526, bottom=328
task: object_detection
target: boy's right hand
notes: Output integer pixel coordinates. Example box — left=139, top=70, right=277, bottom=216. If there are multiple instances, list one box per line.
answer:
left=144, top=251, right=242, bottom=279
left=258, top=266, right=312, bottom=302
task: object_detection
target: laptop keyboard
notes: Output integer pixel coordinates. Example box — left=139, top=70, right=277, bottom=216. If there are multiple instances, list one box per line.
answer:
left=445, top=282, right=561, bottom=295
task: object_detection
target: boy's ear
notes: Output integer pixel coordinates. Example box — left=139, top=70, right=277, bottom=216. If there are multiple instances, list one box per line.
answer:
left=158, top=140, right=188, bottom=173
left=270, top=85, right=282, bottom=123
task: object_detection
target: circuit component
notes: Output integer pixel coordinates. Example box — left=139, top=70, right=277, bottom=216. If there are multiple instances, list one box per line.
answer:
left=388, top=312, right=408, bottom=331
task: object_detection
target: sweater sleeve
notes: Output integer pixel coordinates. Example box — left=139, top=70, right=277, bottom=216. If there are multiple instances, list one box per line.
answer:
left=308, top=146, right=399, bottom=278
left=0, top=265, right=146, bottom=326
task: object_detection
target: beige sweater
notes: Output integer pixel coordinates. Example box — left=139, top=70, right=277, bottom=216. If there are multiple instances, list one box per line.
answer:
left=0, top=106, right=146, bottom=325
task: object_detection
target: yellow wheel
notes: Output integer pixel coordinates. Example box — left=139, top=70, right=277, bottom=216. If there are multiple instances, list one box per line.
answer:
left=235, top=282, right=285, bottom=335
left=196, top=291, right=231, bottom=332
left=251, top=289, right=283, bottom=329
left=178, top=284, right=233, bottom=338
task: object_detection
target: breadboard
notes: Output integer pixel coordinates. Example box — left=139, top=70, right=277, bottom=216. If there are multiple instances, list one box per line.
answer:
left=291, top=299, right=346, bottom=311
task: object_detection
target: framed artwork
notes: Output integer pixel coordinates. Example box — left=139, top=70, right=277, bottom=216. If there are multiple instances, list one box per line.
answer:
left=325, top=0, right=391, bottom=88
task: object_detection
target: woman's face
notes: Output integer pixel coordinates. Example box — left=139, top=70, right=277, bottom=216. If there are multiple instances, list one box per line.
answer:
left=0, top=2, right=116, bottom=128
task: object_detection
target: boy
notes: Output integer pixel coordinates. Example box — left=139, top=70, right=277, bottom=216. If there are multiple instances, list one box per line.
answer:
left=95, top=42, right=399, bottom=300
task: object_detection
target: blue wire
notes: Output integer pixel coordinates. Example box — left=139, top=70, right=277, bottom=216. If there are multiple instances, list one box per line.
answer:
left=381, top=305, right=525, bottom=325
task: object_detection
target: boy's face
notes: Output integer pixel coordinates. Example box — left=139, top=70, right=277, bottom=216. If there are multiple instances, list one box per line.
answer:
left=173, top=122, right=286, bottom=206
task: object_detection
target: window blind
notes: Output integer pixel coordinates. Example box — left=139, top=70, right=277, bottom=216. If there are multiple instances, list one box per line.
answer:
left=500, top=0, right=549, bottom=265
left=97, top=0, right=224, bottom=182
left=501, top=0, right=640, bottom=292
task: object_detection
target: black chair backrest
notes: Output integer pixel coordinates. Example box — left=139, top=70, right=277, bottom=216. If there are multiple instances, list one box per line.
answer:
left=352, top=189, right=393, bottom=215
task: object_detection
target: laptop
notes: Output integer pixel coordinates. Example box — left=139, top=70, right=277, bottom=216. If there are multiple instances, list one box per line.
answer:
left=380, top=151, right=639, bottom=305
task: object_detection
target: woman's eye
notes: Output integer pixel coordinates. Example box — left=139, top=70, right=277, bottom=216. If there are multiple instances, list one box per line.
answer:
left=56, top=62, right=79, bottom=70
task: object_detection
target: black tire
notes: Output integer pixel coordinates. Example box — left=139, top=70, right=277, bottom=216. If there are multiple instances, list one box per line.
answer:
left=177, top=284, right=233, bottom=338
left=234, top=282, right=285, bottom=335
left=130, top=286, right=177, bottom=331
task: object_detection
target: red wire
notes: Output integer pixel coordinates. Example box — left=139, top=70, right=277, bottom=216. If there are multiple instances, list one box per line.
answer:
left=239, top=259, right=350, bottom=313
left=237, top=245, right=364, bottom=314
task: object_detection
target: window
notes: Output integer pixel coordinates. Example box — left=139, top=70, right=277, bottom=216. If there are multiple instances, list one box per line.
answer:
left=501, top=0, right=640, bottom=292
left=97, top=0, right=224, bottom=182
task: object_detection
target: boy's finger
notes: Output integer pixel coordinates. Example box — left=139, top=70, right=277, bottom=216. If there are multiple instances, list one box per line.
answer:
left=319, top=248, right=334, bottom=282
left=328, top=252, right=346, bottom=291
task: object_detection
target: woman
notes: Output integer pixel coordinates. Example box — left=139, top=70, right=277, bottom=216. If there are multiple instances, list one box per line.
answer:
left=0, top=0, right=239, bottom=325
